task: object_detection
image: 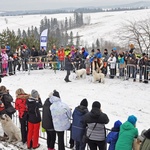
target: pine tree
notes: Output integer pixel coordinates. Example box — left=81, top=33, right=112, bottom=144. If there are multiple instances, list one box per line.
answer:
left=76, top=32, right=80, bottom=48
left=96, top=39, right=100, bottom=49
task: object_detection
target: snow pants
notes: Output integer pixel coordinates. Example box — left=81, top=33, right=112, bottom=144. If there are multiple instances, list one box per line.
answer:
left=27, top=122, right=40, bottom=148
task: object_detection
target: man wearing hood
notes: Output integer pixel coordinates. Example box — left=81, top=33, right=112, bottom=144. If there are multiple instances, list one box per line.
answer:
left=71, top=98, right=89, bottom=150
left=83, top=101, right=109, bottom=150
left=115, top=115, right=138, bottom=150
left=50, top=90, right=72, bottom=150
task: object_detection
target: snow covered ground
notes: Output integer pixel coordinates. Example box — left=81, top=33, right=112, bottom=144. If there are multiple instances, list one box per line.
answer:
left=0, top=68, right=150, bottom=149
left=0, top=9, right=150, bottom=46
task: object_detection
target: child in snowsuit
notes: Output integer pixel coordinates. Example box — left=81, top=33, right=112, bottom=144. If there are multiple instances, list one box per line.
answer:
left=106, top=120, right=122, bottom=150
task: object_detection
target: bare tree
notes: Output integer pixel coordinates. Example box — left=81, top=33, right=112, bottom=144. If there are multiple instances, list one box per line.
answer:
left=119, top=19, right=150, bottom=55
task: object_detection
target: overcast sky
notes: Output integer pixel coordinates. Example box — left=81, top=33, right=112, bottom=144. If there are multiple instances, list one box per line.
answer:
left=0, top=0, right=146, bottom=11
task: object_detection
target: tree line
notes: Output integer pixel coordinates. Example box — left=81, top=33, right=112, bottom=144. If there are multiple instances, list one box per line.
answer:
left=0, top=12, right=85, bottom=51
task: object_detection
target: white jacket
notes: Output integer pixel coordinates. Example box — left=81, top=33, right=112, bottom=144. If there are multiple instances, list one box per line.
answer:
left=108, top=56, right=116, bottom=69
left=50, top=96, right=71, bottom=131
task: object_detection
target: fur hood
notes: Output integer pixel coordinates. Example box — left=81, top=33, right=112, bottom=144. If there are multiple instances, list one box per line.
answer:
left=16, top=94, right=30, bottom=99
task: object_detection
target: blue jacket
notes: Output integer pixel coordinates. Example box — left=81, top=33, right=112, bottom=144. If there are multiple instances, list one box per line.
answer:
left=71, top=105, right=88, bottom=142
left=118, top=57, right=125, bottom=64
left=95, top=52, right=102, bottom=59
left=90, top=52, right=102, bottom=62
left=106, top=128, right=120, bottom=150
left=82, top=50, right=89, bottom=59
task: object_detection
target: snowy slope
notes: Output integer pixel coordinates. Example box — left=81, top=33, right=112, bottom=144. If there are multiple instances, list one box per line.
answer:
left=0, top=9, right=150, bottom=46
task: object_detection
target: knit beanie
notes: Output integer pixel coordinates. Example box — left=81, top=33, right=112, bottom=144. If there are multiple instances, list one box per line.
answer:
left=92, top=101, right=101, bottom=109
left=80, top=98, right=88, bottom=107
left=31, top=90, right=39, bottom=99
left=114, top=120, right=122, bottom=129
left=53, top=90, right=60, bottom=98
left=127, top=115, right=137, bottom=125
left=137, top=129, right=146, bottom=142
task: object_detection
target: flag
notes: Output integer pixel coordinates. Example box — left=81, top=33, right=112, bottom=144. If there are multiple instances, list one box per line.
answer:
left=40, top=29, right=48, bottom=50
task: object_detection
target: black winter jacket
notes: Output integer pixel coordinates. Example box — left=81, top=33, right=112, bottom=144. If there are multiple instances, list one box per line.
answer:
left=27, top=97, right=42, bottom=123
left=2, top=93, right=13, bottom=109
left=65, top=57, right=73, bottom=71
left=84, top=107, right=109, bottom=141
left=42, top=98, right=54, bottom=131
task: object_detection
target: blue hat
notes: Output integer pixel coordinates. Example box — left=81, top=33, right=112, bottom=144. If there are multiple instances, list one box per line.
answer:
left=114, top=120, right=122, bottom=129
left=127, top=115, right=137, bottom=125
left=112, top=47, right=117, bottom=51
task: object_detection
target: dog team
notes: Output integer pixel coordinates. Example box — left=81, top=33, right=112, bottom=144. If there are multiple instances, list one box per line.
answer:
left=0, top=85, right=150, bottom=150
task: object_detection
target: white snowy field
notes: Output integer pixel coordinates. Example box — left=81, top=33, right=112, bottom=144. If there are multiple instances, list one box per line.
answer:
left=0, top=69, right=149, bottom=149
left=0, top=9, right=150, bottom=46
left=2, top=69, right=149, bottom=132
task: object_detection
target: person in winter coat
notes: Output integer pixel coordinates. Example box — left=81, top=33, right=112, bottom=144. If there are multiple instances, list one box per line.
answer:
left=0, top=85, right=14, bottom=119
left=50, top=90, right=72, bottom=150
left=84, top=101, right=109, bottom=150
left=15, top=88, right=30, bottom=144
left=108, top=53, right=117, bottom=79
left=42, top=92, right=56, bottom=150
left=71, top=98, right=89, bottom=150
left=102, top=49, right=109, bottom=76
left=57, top=47, right=65, bottom=70
left=64, top=53, right=73, bottom=82
left=81, top=47, right=89, bottom=68
left=140, top=128, right=150, bottom=150
left=21, top=47, right=30, bottom=71
left=1, top=47, right=8, bottom=77
left=26, top=90, right=42, bottom=149
left=106, top=120, right=122, bottom=150
left=115, top=115, right=138, bottom=150
left=118, top=53, right=125, bottom=78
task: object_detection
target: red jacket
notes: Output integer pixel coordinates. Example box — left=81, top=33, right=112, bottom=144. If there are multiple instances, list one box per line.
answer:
left=15, top=94, right=30, bottom=118
left=58, top=49, right=65, bottom=61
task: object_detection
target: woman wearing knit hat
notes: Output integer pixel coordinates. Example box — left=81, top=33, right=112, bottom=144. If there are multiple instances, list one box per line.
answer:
left=71, top=98, right=89, bottom=150
left=26, top=89, right=42, bottom=149
left=115, top=115, right=138, bottom=150
left=83, top=101, right=109, bottom=150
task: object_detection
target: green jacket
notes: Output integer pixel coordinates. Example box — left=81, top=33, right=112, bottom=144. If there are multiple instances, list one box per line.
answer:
left=140, top=139, right=150, bottom=150
left=115, top=121, right=138, bottom=150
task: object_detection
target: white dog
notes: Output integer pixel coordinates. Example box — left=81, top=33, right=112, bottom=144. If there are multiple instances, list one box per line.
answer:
left=92, top=70, right=105, bottom=83
left=75, top=68, right=86, bottom=79
left=0, top=114, right=21, bottom=143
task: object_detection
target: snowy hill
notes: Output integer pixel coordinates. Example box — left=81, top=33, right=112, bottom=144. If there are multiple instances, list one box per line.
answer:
left=0, top=9, right=150, bottom=46
left=117, top=1, right=150, bottom=8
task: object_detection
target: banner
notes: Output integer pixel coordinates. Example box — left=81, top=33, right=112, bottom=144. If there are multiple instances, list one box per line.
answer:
left=40, top=29, right=48, bottom=50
